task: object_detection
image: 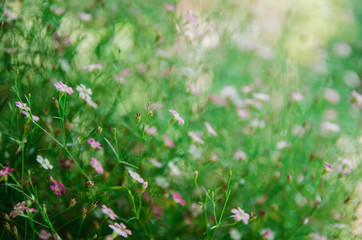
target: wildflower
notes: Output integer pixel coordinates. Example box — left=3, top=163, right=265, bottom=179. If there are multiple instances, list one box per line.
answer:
left=76, top=84, right=92, bottom=101
left=344, top=71, right=360, bottom=88
left=135, top=113, right=141, bottom=124
left=69, top=198, right=77, bottom=207
left=253, top=93, right=270, bottom=102
left=321, top=121, right=340, bottom=133
left=128, top=170, right=144, bottom=183
left=54, top=82, right=73, bottom=95
left=145, top=125, right=157, bottom=135
left=36, top=155, right=53, bottom=170
left=221, top=86, right=239, bottom=100
left=21, top=111, right=40, bottom=121
left=151, top=204, right=163, bottom=218
left=165, top=3, right=176, bottom=11
left=15, top=101, right=30, bottom=111
left=114, top=69, right=131, bottom=84
left=292, top=125, right=305, bottom=138
left=60, top=158, right=74, bottom=169
left=101, top=205, right=118, bottom=220
left=39, top=230, right=51, bottom=240
left=236, top=107, right=250, bottom=120
left=91, top=158, right=104, bottom=174
left=337, top=157, right=354, bottom=175
left=324, top=162, right=335, bottom=172
left=229, top=229, right=242, bottom=240
left=142, top=182, right=148, bottom=192
left=169, top=110, right=185, bottom=125
left=208, top=94, right=227, bottom=106
left=333, top=42, right=351, bottom=58
left=188, top=144, right=203, bottom=159
left=188, top=132, right=204, bottom=144
left=168, top=162, right=181, bottom=177
left=108, top=223, right=132, bottom=238
left=149, top=158, right=162, bottom=168
left=204, top=122, right=217, bottom=136
left=155, top=176, right=170, bottom=188
left=0, top=166, right=14, bottom=176
left=260, top=229, right=275, bottom=240
left=171, top=191, right=185, bottom=206
left=85, top=180, right=94, bottom=188
left=276, top=141, right=290, bottom=150
left=324, top=88, right=340, bottom=105
left=234, top=150, right=247, bottom=161
left=79, top=12, right=92, bottom=22
left=84, top=64, right=102, bottom=72
left=162, top=135, right=175, bottom=148
left=9, top=201, right=26, bottom=218
left=231, top=207, right=249, bottom=224
left=351, top=90, right=362, bottom=109
left=50, top=180, right=66, bottom=195
left=290, top=92, right=304, bottom=102
left=88, top=138, right=102, bottom=149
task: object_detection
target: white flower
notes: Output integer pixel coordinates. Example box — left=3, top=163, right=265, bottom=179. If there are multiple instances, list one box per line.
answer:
left=76, top=84, right=92, bottom=101
left=155, top=176, right=170, bottom=188
left=36, top=156, right=53, bottom=170
left=276, top=141, right=290, bottom=150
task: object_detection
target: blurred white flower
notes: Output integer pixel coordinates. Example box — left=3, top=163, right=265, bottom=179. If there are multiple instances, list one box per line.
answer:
left=36, top=156, right=53, bottom=170
left=79, top=12, right=92, bottom=22
left=321, top=121, right=340, bottom=134
left=333, top=42, right=351, bottom=58
left=155, top=176, right=170, bottom=188
left=324, top=88, right=340, bottom=105
left=343, top=71, right=360, bottom=88
left=276, top=141, right=290, bottom=150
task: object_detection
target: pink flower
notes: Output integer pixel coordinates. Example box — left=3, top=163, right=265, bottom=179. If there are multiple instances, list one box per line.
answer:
left=310, top=233, right=327, bottom=240
left=169, top=110, right=185, bottom=125
left=188, top=132, right=204, bottom=144
left=236, top=107, right=250, bottom=120
left=54, top=82, right=73, bottom=95
left=108, top=223, right=132, bottom=238
left=15, top=101, right=30, bottom=111
left=151, top=204, right=163, bottom=218
left=231, top=207, right=249, bottom=224
left=39, top=229, right=51, bottom=240
left=162, top=135, right=176, bottom=148
left=204, top=122, right=217, bottom=136
left=324, top=88, right=340, bottom=105
left=144, top=125, right=157, bottom=135
left=60, top=158, right=74, bottom=169
left=252, top=93, right=270, bottom=102
left=165, top=3, right=176, bottom=11
left=321, top=121, right=340, bottom=133
left=50, top=180, right=66, bottom=196
left=128, top=170, right=144, bottom=183
left=188, top=84, right=200, bottom=95
left=91, top=158, right=104, bottom=174
left=324, top=162, right=335, bottom=172
left=88, top=138, right=102, bottom=149
left=208, top=94, right=227, bottom=106
left=101, top=205, right=119, bottom=220
left=84, top=64, right=102, bottom=72
left=21, top=111, right=40, bottom=121
left=114, top=69, right=132, bottom=84
left=9, top=201, right=26, bottom=218
left=290, top=92, right=304, bottom=102
left=260, top=229, right=275, bottom=240
left=0, top=166, right=14, bottom=176
left=234, top=150, right=247, bottom=161
left=149, top=158, right=162, bottom=168
left=171, top=191, right=185, bottom=206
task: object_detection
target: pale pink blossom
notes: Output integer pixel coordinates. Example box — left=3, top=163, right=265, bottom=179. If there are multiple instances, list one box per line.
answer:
left=309, top=233, right=327, bottom=240
left=0, top=166, right=14, bottom=176
left=241, top=85, right=255, bottom=93
left=149, top=158, right=162, bottom=168
left=79, top=12, right=92, bottom=22
left=234, top=150, right=247, bottom=161
left=165, top=3, right=176, bottom=11
left=290, top=92, right=304, bottom=102
left=88, top=138, right=102, bottom=149
left=231, top=207, right=249, bottom=224
left=208, top=94, right=227, bottom=106
left=109, top=223, right=132, bottom=238
left=236, top=107, right=250, bottom=120
left=221, top=86, right=239, bottom=100
left=324, top=88, right=340, bottom=105
left=188, top=132, right=204, bottom=144
left=351, top=90, right=362, bottom=109
left=145, top=125, right=157, bottom=135
left=128, top=170, right=144, bottom=183
left=253, top=92, right=270, bottom=102
left=15, top=101, right=30, bottom=111
left=188, top=84, right=200, bottom=95
left=324, top=109, right=338, bottom=120
left=260, top=229, right=275, bottom=240
left=337, top=157, right=354, bottom=175
left=102, top=205, right=118, bottom=220
left=114, top=69, right=132, bottom=84
left=22, top=111, right=39, bottom=121
left=169, top=110, right=185, bottom=125
left=171, top=191, right=185, bottom=206
left=10, top=201, right=26, bottom=218
left=39, top=230, right=51, bottom=240
left=321, top=121, right=340, bottom=133
left=84, top=64, right=102, bottom=72
left=54, top=8, right=64, bottom=15
left=276, top=141, right=290, bottom=150
left=54, top=82, right=73, bottom=95
left=50, top=180, right=66, bottom=195
left=162, top=135, right=175, bottom=148
left=324, top=162, right=335, bottom=172
left=91, top=158, right=104, bottom=174
left=204, top=122, right=217, bottom=136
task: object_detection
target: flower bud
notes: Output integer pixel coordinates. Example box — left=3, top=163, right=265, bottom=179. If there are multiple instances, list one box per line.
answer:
left=69, top=198, right=77, bottom=208
left=85, top=180, right=94, bottom=188
left=142, top=182, right=148, bottom=193
left=51, top=97, right=59, bottom=109
left=81, top=207, right=88, bottom=219
left=135, top=113, right=141, bottom=124
left=194, top=171, right=198, bottom=181
left=97, top=126, right=103, bottom=135
left=47, top=176, right=54, bottom=183
left=148, top=110, right=153, bottom=118
left=89, top=201, right=98, bottom=212
left=287, top=174, right=292, bottom=182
